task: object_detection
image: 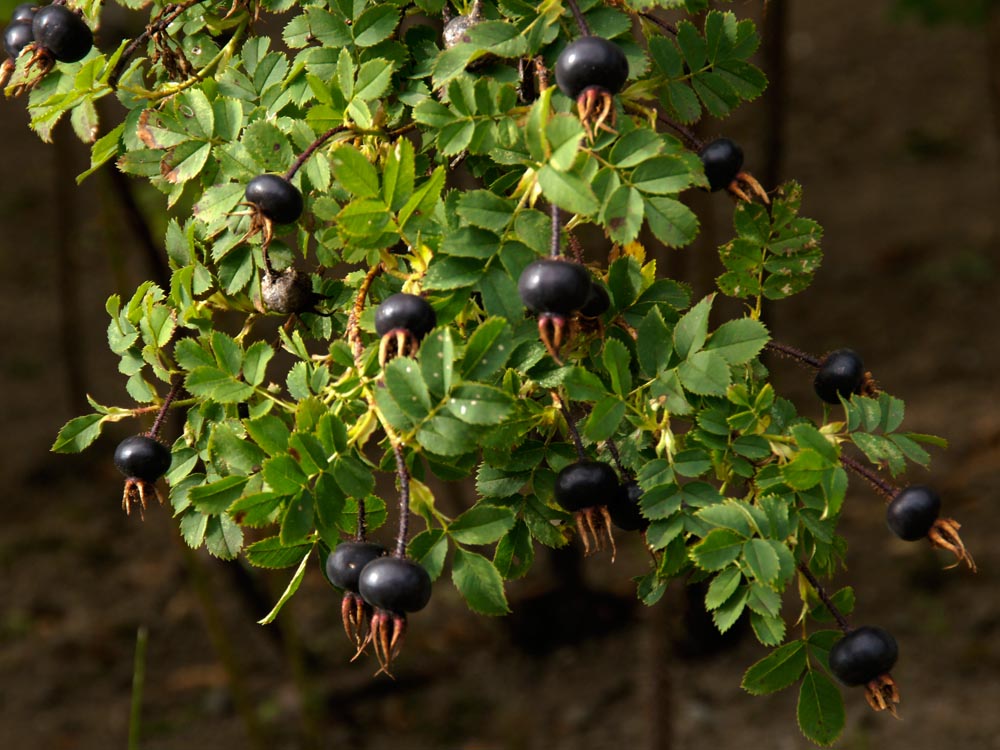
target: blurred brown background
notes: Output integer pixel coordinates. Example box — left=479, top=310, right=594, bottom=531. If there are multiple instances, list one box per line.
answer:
left=1, top=1, right=998, bottom=748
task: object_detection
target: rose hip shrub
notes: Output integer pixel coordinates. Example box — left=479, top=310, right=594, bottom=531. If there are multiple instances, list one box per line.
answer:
left=23, top=0, right=973, bottom=744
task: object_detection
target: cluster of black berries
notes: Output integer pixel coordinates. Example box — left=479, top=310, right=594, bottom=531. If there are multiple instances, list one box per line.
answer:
left=325, top=542, right=431, bottom=675
left=3, top=3, right=93, bottom=85
left=553, top=459, right=648, bottom=557
left=518, top=257, right=609, bottom=362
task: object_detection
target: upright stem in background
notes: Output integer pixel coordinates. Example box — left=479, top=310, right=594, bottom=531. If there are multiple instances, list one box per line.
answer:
left=762, top=0, right=789, bottom=191
left=553, top=391, right=587, bottom=460
left=127, top=626, right=148, bottom=750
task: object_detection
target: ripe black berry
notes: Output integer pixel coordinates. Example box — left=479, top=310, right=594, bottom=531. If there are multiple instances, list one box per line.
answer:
left=32, top=5, right=92, bottom=63
left=579, top=280, right=610, bottom=318
left=699, top=138, right=745, bottom=192
left=828, top=626, right=898, bottom=686
left=358, top=556, right=432, bottom=614
left=4, top=21, right=33, bottom=59
left=326, top=541, right=386, bottom=592
left=518, top=259, right=591, bottom=316
left=12, top=3, right=38, bottom=24
left=244, top=173, right=303, bottom=225
left=114, top=435, right=171, bottom=482
left=554, top=460, right=620, bottom=513
left=374, top=293, right=436, bottom=340
left=554, top=36, right=629, bottom=100
left=813, top=348, right=865, bottom=404
left=887, top=485, right=941, bottom=541
left=607, top=481, right=649, bottom=532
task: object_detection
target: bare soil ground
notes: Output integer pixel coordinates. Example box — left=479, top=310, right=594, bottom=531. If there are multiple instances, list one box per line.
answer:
left=2, top=2, right=999, bottom=749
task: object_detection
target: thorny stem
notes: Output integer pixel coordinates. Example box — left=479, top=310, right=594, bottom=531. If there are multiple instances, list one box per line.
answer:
left=764, top=340, right=823, bottom=368
left=553, top=391, right=587, bottom=460
left=393, top=441, right=411, bottom=558
left=567, top=233, right=584, bottom=264
left=109, top=0, right=206, bottom=89
left=147, top=377, right=183, bottom=441
left=563, top=0, right=591, bottom=36
left=841, top=453, right=898, bottom=502
left=797, top=560, right=852, bottom=634
left=550, top=203, right=562, bottom=258
left=347, top=263, right=383, bottom=367
left=285, top=125, right=347, bottom=181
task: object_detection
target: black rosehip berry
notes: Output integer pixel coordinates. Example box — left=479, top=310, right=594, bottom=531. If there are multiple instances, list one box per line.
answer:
left=114, top=435, right=171, bottom=482
left=4, top=21, right=33, bottom=59
left=828, top=626, right=898, bottom=687
left=325, top=541, right=386, bottom=592
left=518, top=259, right=591, bottom=316
left=374, top=293, right=436, bottom=340
left=555, top=36, right=629, bottom=100
left=699, top=138, right=744, bottom=192
left=244, top=173, right=303, bottom=225
left=32, top=5, right=93, bottom=63
left=358, top=557, right=432, bottom=614
left=12, top=3, right=38, bottom=24
left=887, top=485, right=941, bottom=541
left=607, top=481, right=649, bottom=532
left=579, top=280, right=610, bottom=318
left=813, top=348, right=865, bottom=404
left=554, top=460, right=620, bottom=513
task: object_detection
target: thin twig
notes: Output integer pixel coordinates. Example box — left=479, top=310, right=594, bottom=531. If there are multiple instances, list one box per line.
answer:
left=563, top=0, right=591, bottom=36
left=764, top=340, right=823, bottom=368
left=393, top=442, right=411, bottom=558
left=285, top=125, right=347, bottom=181
left=841, top=453, right=898, bottom=502
left=127, top=627, right=148, bottom=750
left=797, top=561, right=851, bottom=634
left=109, top=0, right=206, bottom=89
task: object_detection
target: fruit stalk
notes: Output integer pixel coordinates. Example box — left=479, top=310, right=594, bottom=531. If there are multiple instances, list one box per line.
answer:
left=563, top=0, right=591, bottom=36
left=392, top=441, right=411, bottom=558
left=763, top=339, right=823, bottom=368
left=550, top=202, right=561, bottom=258
left=553, top=391, right=587, bottom=460
left=147, top=376, right=183, bottom=441
left=604, top=437, right=627, bottom=475
left=840, top=453, right=897, bottom=502
left=284, top=125, right=347, bottom=181
left=797, top=560, right=851, bottom=634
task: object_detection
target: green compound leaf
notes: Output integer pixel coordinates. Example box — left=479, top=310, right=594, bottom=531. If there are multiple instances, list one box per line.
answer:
left=742, top=640, right=808, bottom=695
left=691, top=528, right=745, bottom=570
left=246, top=536, right=313, bottom=569
left=678, top=349, right=731, bottom=396
left=706, top=318, right=770, bottom=365
left=258, top=548, right=313, bottom=624
left=446, top=384, right=514, bottom=425
left=52, top=413, right=106, bottom=453
left=797, top=670, right=846, bottom=747
left=449, top=504, right=517, bottom=545
left=452, top=547, right=510, bottom=615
